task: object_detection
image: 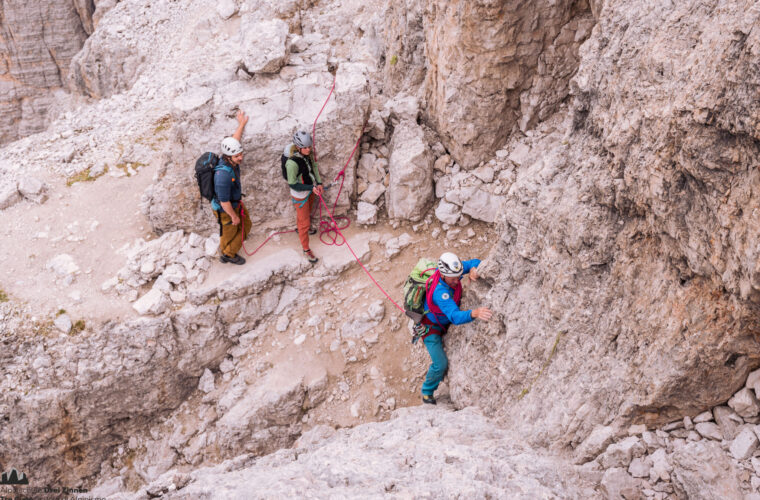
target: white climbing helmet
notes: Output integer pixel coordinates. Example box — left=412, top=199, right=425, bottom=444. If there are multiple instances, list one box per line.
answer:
left=293, top=130, right=313, bottom=149
left=221, top=137, right=243, bottom=156
left=438, top=252, right=463, bottom=278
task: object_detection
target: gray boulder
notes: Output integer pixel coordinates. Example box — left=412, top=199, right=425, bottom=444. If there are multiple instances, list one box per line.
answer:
left=18, top=176, right=47, bottom=203
left=435, top=199, right=461, bottom=225
left=386, top=120, right=433, bottom=221
left=0, top=181, right=20, bottom=210
left=241, top=19, right=289, bottom=74
left=356, top=202, right=378, bottom=225
left=671, top=441, right=743, bottom=500
left=728, top=387, right=760, bottom=418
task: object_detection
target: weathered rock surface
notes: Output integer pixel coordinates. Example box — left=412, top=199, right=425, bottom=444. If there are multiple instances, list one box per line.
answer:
left=671, top=441, right=743, bottom=500
left=0, top=0, right=92, bottom=146
left=0, top=181, right=21, bottom=210
left=126, top=407, right=600, bottom=499
left=18, top=176, right=48, bottom=204
left=0, top=247, right=311, bottom=486
left=356, top=201, right=379, bottom=225
left=386, top=120, right=433, bottom=221
left=447, top=0, right=760, bottom=456
left=423, top=0, right=595, bottom=168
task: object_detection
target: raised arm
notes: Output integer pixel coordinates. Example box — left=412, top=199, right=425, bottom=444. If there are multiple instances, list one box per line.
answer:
left=232, top=110, right=249, bottom=142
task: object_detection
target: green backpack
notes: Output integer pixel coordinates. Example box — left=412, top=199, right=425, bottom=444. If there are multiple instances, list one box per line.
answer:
left=402, top=258, right=437, bottom=324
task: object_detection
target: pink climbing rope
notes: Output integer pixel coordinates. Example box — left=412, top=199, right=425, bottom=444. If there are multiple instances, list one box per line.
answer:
left=316, top=191, right=405, bottom=313
left=311, top=75, right=336, bottom=164
left=233, top=76, right=401, bottom=314
left=238, top=75, right=338, bottom=257
left=317, top=121, right=366, bottom=246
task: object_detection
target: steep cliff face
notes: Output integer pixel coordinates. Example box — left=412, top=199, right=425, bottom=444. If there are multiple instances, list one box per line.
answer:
left=4, top=0, right=760, bottom=495
left=0, top=0, right=94, bottom=145
left=449, top=0, right=760, bottom=455
left=423, top=0, right=595, bottom=168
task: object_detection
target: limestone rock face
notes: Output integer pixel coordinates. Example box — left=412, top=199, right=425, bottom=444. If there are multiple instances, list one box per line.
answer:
left=240, top=19, right=289, bottom=74
left=446, top=0, right=760, bottom=454
left=0, top=0, right=91, bottom=146
left=382, top=0, right=427, bottom=95
left=423, top=0, right=595, bottom=168
left=140, top=49, right=370, bottom=234
left=0, top=250, right=311, bottom=486
left=386, top=120, right=433, bottom=221
left=139, top=407, right=600, bottom=499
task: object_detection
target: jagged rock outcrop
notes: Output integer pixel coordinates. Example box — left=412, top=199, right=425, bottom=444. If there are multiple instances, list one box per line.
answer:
left=0, top=250, right=310, bottom=486
left=382, top=0, right=426, bottom=95
left=386, top=119, right=433, bottom=221
left=423, top=0, right=595, bottom=168
left=68, top=0, right=382, bottom=234
left=110, top=406, right=601, bottom=499
left=0, top=0, right=92, bottom=145
left=448, top=0, right=760, bottom=461
left=576, top=372, right=760, bottom=498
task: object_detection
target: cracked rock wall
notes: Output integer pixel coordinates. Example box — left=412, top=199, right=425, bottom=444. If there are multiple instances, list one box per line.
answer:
left=447, top=0, right=760, bottom=459
left=0, top=0, right=94, bottom=145
left=423, top=0, right=595, bottom=168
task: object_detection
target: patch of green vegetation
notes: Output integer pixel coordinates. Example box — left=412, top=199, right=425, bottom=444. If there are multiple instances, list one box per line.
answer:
left=56, top=309, right=67, bottom=316
left=67, top=165, right=108, bottom=186
left=36, top=321, right=54, bottom=338
left=66, top=167, right=94, bottom=186
left=152, top=116, right=172, bottom=134
left=390, top=55, right=398, bottom=66
left=71, top=320, right=86, bottom=335
left=0, top=289, right=8, bottom=303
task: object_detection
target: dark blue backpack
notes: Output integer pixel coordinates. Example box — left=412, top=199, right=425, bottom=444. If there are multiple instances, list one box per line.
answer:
left=195, top=152, right=220, bottom=201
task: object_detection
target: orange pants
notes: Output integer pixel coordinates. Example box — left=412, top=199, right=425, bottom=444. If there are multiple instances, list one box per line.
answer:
left=217, top=207, right=252, bottom=258
left=294, top=193, right=314, bottom=251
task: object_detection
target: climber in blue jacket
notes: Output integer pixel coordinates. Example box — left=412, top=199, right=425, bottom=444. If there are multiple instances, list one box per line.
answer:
left=419, top=252, right=492, bottom=405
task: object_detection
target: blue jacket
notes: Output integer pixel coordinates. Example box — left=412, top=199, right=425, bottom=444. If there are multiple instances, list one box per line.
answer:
left=424, top=259, right=481, bottom=326
left=211, top=159, right=241, bottom=211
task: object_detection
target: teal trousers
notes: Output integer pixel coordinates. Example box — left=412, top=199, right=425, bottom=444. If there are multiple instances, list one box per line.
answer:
left=421, top=334, right=448, bottom=396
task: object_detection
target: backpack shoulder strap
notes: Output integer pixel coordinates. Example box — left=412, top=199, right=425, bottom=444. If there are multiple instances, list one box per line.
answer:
left=214, top=163, right=234, bottom=175
left=425, top=270, right=446, bottom=327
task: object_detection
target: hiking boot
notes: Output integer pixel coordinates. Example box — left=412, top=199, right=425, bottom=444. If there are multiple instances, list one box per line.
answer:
left=308, top=227, right=318, bottom=235
left=220, top=254, right=246, bottom=265
left=422, top=394, right=436, bottom=405
left=304, top=249, right=318, bottom=264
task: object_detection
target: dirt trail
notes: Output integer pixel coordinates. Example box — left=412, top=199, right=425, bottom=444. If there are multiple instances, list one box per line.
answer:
left=0, top=164, right=158, bottom=324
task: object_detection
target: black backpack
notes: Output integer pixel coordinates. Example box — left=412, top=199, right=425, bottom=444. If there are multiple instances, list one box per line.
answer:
left=195, top=152, right=220, bottom=201
left=280, top=153, right=310, bottom=182
left=281, top=143, right=311, bottom=181
left=280, top=154, right=289, bottom=180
